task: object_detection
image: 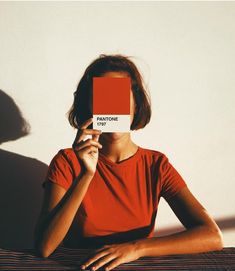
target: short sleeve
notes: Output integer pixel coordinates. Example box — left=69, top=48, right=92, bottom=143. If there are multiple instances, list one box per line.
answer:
left=42, top=150, right=74, bottom=191
left=159, top=154, right=187, bottom=201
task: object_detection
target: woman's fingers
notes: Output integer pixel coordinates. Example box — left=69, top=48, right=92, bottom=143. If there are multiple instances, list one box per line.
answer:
left=75, top=129, right=102, bottom=144
left=74, top=138, right=102, bottom=151
left=80, top=118, right=93, bottom=129
left=83, top=129, right=102, bottom=135
left=72, top=118, right=102, bottom=148
left=92, top=133, right=100, bottom=142
left=81, top=250, right=112, bottom=270
left=80, top=129, right=102, bottom=142
left=74, top=128, right=102, bottom=145
left=79, top=145, right=99, bottom=156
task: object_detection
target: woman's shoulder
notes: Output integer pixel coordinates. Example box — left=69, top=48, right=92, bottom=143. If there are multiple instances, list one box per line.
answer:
left=50, top=147, right=82, bottom=176
left=139, top=146, right=167, bottom=159
left=50, top=147, right=79, bottom=167
left=58, top=147, right=76, bottom=158
left=138, top=146, right=169, bottom=166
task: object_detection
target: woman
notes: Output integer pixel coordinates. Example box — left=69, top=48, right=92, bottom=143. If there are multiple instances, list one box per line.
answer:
left=34, top=54, right=223, bottom=271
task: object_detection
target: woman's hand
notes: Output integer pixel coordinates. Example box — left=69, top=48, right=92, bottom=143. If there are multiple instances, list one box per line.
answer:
left=73, top=118, right=102, bottom=176
left=80, top=241, right=141, bottom=271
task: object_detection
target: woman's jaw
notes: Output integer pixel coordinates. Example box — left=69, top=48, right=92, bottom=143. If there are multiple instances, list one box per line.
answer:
left=99, top=132, right=131, bottom=144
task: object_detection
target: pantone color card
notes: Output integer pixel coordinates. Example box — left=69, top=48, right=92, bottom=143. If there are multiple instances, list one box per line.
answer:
left=93, top=77, right=131, bottom=132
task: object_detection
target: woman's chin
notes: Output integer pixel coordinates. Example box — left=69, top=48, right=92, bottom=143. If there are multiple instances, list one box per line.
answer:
left=101, top=132, right=129, bottom=141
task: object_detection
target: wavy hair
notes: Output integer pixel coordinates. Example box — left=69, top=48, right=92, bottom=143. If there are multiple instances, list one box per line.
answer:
left=67, top=54, right=151, bottom=130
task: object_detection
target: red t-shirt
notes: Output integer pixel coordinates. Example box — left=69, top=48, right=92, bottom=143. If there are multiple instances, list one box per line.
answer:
left=42, top=146, right=187, bottom=248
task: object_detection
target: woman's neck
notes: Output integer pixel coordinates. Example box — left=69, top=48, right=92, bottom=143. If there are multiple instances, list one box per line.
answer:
left=99, top=132, right=138, bottom=163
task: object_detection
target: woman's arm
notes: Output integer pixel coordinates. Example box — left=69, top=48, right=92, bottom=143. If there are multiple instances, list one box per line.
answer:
left=79, top=187, right=224, bottom=271
left=135, top=186, right=224, bottom=257
left=34, top=172, right=94, bottom=258
left=34, top=118, right=102, bottom=258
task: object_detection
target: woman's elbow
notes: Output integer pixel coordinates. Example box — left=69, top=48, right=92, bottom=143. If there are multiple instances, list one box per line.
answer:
left=34, top=233, right=53, bottom=258
left=35, top=241, right=53, bottom=258
left=209, top=225, right=224, bottom=251
left=215, top=228, right=224, bottom=250
left=40, top=248, right=52, bottom=259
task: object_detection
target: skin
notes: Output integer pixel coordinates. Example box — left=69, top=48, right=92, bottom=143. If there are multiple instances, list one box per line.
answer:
left=34, top=72, right=224, bottom=270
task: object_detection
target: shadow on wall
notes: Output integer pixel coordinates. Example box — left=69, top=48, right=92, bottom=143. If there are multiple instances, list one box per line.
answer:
left=0, top=90, right=48, bottom=249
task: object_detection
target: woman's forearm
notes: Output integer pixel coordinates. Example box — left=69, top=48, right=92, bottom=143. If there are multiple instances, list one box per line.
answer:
left=37, top=173, right=94, bottom=258
left=135, top=225, right=224, bottom=257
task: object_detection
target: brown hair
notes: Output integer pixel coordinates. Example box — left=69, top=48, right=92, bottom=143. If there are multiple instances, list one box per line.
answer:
left=67, top=54, right=151, bottom=130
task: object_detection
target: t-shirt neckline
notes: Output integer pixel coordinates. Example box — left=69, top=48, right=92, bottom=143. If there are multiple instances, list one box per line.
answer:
left=98, top=146, right=142, bottom=168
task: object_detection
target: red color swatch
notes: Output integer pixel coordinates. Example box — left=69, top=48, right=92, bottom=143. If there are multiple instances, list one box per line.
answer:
left=93, top=77, right=130, bottom=115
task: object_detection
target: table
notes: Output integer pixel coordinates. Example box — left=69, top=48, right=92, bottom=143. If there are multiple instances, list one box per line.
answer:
left=0, top=246, right=235, bottom=270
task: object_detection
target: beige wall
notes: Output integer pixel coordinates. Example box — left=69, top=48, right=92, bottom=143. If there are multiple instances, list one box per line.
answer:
left=0, top=2, right=234, bottom=248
